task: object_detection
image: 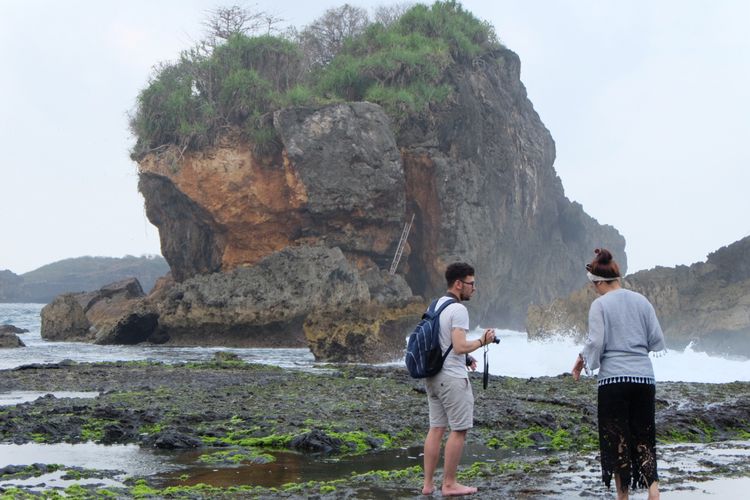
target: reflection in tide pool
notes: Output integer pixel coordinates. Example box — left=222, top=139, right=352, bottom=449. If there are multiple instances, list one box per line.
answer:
left=0, top=470, right=124, bottom=492
left=0, top=442, right=176, bottom=474
left=156, top=443, right=523, bottom=489
left=0, top=443, right=179, bottom=491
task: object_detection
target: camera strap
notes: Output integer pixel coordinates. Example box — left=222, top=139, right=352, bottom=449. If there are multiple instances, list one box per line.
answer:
left=482, top=345, right=489, bottom=390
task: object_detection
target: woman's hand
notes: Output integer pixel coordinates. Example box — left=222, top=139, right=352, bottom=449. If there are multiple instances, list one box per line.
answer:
left=466, top=355, right=477, bottom=372
left=571, top=354, right=584, bottom=381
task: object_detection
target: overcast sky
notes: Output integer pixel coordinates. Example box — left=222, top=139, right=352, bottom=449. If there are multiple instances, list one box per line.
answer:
left=2, top=0, right=748, bottom=275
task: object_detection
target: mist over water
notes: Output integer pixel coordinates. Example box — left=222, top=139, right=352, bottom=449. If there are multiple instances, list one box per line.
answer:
left=2, top=304, right=749, bottom=383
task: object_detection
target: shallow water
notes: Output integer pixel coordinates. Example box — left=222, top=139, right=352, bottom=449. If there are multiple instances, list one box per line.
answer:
left=0, top=441, right=526, bottom=491
left=0, top=391, right=99, bottom=406
left=0, top=442, right=179, bottom=492
left=0, top=442, right=175, bottom=474
left=155, top=443, right=531, bottom=488
left=0, top=303, right=316, bottom=371
left=663, top=476, right=750, bottom=498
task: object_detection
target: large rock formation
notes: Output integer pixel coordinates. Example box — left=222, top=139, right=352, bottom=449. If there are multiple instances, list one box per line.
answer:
left=155, top=245, right=418, bottom=356
left=136, top=47, right=623, bottom=344
left=527, top=236, right=750, bottom=357
left=40, top=278, right=159, bottom=345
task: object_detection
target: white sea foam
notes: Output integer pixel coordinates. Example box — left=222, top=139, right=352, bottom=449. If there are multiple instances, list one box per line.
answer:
left=472, top=329, right=750, bottom=383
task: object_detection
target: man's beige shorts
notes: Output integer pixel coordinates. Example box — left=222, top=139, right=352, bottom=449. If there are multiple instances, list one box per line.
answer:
left=425, top=372, right=474, bottom=431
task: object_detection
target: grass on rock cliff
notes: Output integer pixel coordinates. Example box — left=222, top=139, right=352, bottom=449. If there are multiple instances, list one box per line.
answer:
left=129, top=1, right=502, bottom=159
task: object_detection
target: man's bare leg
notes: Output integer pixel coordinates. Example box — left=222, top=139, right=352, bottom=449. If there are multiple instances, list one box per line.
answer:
left=441, top=429, right=477, bottom=496
left=422, top=426, right=445, bottom=495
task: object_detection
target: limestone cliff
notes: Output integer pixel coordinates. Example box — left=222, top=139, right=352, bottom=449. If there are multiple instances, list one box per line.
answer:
left=397, top=49, right=624, bottom=328
left=137, top=48, right=624, bottom=342
left=527, top=236, right=750, bottom=357
left=138, top=103, right=403, bottom=281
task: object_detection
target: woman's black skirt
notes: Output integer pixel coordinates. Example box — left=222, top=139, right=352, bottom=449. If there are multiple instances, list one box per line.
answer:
left=597, top=382, right=658, bottom=491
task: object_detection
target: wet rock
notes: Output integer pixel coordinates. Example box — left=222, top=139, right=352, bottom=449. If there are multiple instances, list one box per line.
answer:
left=101, top=423, right=138, bottom=444
left=0, top=331, right=25, bottom=348
left=289, top=429, right=343, bottom=454
left=93, top=305, right=159, bottom=345
left=304, top=300, right=424, bottom=363
left=365, top=436, right=385, bottom=449
left=528, top=432, right=548, bottom=445
left=147, top=429, right=203, bottom=449
left=40, top=294, right=92, bottom=341
left=0, top=324, right=29, bottom=334
left=41, top=278, right=162, bottom=345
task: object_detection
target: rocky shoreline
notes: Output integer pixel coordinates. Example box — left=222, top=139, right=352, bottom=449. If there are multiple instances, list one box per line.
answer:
left=1, top=357, right=750, bottom=498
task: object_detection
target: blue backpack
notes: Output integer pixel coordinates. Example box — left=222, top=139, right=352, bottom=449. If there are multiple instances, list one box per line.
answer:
left=405, top=297, right=456, bottom=378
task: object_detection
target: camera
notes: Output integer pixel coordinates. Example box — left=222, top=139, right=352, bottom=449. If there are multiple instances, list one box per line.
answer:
left=491, top=335, right=501, bottom=344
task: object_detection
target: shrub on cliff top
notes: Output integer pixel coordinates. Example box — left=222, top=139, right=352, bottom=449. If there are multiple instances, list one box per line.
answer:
left=130, top=34, right=302, bottom=158
left=315, top=1, right=500, bottom=121
left=129, top=1, right=502, bottom=158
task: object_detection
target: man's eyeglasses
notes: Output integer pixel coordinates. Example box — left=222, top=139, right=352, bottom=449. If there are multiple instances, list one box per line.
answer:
left=461, top=280, right=476, bottom=288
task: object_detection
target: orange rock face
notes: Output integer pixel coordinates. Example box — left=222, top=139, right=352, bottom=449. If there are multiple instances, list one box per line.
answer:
left=139, top=138, right=309, bottom=270
left=138, top=103, right=407, bottom=282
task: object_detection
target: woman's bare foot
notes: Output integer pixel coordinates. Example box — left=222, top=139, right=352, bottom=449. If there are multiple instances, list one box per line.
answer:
left=421, top=484, right=435, bottom=495
left=442, top=483, right=478, bottom=496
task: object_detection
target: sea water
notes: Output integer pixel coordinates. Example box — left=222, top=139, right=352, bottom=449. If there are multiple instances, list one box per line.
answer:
left=1, top=303, right=749, bottom=382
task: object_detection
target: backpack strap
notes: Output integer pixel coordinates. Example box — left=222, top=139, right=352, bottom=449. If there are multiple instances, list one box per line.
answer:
left=431, top=296, right=457, bottom=361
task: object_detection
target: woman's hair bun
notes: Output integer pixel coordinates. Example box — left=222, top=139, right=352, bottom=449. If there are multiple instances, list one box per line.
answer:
left=594, top=248, right=613, bottom=264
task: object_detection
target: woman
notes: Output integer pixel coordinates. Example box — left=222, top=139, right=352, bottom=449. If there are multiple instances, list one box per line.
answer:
left=572, top=248, right=666, bottom=500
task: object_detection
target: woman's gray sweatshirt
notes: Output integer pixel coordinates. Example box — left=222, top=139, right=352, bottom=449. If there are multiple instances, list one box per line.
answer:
left=582, top=288, right=666, bottom=385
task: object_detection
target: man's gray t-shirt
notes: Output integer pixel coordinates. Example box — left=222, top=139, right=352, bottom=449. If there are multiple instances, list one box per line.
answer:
left=434, top=296, right=470, bottom=379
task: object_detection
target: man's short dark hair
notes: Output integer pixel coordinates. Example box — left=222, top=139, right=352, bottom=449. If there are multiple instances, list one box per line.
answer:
left=445, top=262, right=475, bottom=287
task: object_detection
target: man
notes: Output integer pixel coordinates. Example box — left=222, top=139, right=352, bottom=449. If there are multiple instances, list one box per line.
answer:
left=422, top=262, right=496, bottom=496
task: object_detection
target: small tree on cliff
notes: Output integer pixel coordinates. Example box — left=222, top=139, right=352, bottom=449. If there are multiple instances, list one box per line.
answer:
left=203, top=5, right=274, bottom=46
left=297, top=4, right=370, bottom=69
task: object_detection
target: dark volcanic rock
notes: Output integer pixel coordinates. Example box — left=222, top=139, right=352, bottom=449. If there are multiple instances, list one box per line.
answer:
left=289, top=429, right=343, bottom=454
left=147, top=429, right=203, bottom=449
left=101, top=423, right=139, bottom=444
